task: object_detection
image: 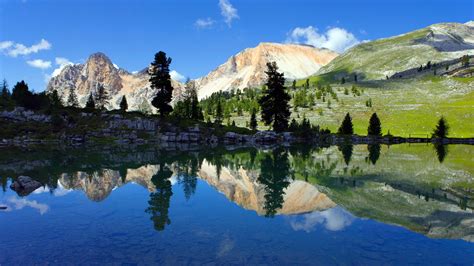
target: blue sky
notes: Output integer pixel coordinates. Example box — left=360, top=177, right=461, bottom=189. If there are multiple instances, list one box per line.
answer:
left=0, top=0, right=472, bottom=92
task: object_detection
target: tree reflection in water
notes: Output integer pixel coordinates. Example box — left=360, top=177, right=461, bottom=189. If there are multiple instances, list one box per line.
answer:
left=368, top=144, right=381, bottom=165
left=433, top=143, right=449, bottom=163
left=257, top=148, right=291, bottom=217
left=146, top=163, right=173, bottom=231
left=338, top=144, right=353, bottom=166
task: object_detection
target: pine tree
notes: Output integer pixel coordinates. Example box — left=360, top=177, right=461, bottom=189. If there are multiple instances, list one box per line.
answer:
left=49, top=90, right=62, bottom=109
left=367, top=112, right=382, bottom=136
left=1, top=79, right=9, bottom=100
left=187, top=81, right=203, bottom=120
left=11, top=80, right=32, bottom=108
left=120, top=95, right=128, bottom=112
left=215, top=99, right=223, bottom=125
left=258, top=62, right=291, bottom=132
left=149, top=51, right=173, bottom=116
left=250, top=108, right=258, bottom=130
left=67, top=87, right=79, bottom=108
left=85, top=93, right=95, bottom=111
left=95, top=84, right=110, bottom=110
left=0, top=79, right=10, bottom=109
left=292, top=80, right=296, bottom=90
left=338, top=113, right=354, bottom=135
left=432, top=117, right=449, bottom=138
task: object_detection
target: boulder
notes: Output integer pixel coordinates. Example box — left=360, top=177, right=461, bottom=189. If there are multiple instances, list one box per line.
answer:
left=254, top=131, right=279, bottom=143
left=10, top=176, right=42, bottom=196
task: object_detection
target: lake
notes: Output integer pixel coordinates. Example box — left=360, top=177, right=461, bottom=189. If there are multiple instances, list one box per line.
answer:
left=0, top=143, right=473, bottom=265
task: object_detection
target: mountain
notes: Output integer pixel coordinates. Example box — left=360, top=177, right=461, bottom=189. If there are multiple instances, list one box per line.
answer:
left=316, top=21, right=474, bottom=81
left=198, top=160, right=336, bottom=215
left=47, top=52, right=185, bottom=113
left=195, top=42, right=338, bottom=99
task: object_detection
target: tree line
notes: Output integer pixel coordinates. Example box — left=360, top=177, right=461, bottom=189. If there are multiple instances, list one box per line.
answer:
left=1, top=51, right=452, bottom=138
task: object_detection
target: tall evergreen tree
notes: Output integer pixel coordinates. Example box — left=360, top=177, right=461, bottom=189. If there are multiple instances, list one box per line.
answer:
left=49, top=90, right=63, bottom=108
left=149, top=51, right=173, bottom=116
left=187, top=81, right=203, bottom=120
left=95, top=84, right=110, bottom=110
left=367, top=112, right=382, bottom=136
left=1, top=79, right=9, bottom=100
left=120, top=95, right=128, bottom=112
left=250, top=108, right=258, bottom=130
left=215, top=99, right=223, bottom=125
left=258, top=62, right=291, bottom=132
left=67, top=87, right=79, bottom=108
left=432, top=117, right=449, bottom=138
left=338, top=113, right=354, bottom=135
left=0, top=79, right=10, bottom=109
left=11, top=80, right=33, bottom=108
left=85, top=93, right=96, bottom=111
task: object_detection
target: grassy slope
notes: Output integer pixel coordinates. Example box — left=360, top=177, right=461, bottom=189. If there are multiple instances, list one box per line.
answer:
left=316, top=25, right=469, bottom=80
left=227, top=76, right=474, bottom=137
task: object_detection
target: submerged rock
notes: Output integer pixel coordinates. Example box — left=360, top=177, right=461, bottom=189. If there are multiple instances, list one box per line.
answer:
left=10, top=176, right=42, bottom=196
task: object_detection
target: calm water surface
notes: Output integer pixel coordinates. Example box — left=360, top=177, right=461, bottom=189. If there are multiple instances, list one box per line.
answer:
left=0, top=144, right=473, bottom=265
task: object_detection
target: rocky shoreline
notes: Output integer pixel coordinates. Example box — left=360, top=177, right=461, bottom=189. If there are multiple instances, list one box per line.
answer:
left=1, top=108, right=473, bottom=148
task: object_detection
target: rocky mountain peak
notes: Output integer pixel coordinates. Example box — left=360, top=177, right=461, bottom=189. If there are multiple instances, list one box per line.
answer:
left=195, top=42, right=338, bottom=99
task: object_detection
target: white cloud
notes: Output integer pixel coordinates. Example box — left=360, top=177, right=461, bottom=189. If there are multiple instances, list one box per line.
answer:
left=1, top=39, right=52, bottom=57
left=289, top=207, right=354, bottom=232
left=195, top=18, right=216, bottom=29
left=6, top=196, right=49, bottom=215
left=170, top=70, right=186, bottom=82
left=219, top=0, right=239, bottom=27
left=286, top=26, right=360, bottom=53
left=113, top=63, right=119, bottom=69
left=27, top=59, right=52, bottom=69
left=0, top=41, right=13, bottom=50
left=51, top=57, right=73, bottom=77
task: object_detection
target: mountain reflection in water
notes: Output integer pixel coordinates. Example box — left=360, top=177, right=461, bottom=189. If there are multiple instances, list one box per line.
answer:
left=1, top=143, right=473, bottom=242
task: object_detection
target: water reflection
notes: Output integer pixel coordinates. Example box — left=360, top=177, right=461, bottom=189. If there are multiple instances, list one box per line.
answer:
left=0, top=144, right=473, bottom=241
left=257, top=148, right=291, bottom=217
left=434, top=143, right=449, bottom=163
left=146, top=164, right=173, bottom=231
left=367, top=143, right=381, bottom=165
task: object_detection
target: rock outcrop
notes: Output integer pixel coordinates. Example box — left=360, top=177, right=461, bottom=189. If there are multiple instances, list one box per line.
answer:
left=10, top=176, right=43, bottom=197
left=47, top=52, right=185, bottom=113
left=195, top=42, right=338, bottom=99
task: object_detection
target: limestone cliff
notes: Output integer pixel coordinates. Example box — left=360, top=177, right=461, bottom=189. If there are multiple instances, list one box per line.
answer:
left=195, top=42, right=338, bottom=99
left=47, top=52, right=185, bottom=113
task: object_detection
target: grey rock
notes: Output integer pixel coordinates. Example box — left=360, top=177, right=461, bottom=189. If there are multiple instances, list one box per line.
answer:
left=10, top=176, right=42, bottom=196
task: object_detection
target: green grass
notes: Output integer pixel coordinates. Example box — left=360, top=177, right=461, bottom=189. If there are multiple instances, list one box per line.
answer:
left=226, top=76, right=474, bottom=138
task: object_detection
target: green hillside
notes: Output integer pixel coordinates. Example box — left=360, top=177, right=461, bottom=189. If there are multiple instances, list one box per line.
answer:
left=204, top=76, right=474, bottom=138
left=316, top=22, right=474, bottom=81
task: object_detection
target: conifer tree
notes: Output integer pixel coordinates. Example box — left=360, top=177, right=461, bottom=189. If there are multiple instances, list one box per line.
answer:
left=367, top=113, right=382, bottom=136
left=432, top=117, right=449, bottom=138
left=338, top=113, right=354, bottom=135
left=0, top=79, right=10, bottom=109
left=1, top=79, right=9, bottom=101
left=85, top=93, right=96, bottom=111
left=250, top=108, right=258, bottom=130
left=258, top=62, right=291, bottom=132
left=11, top=80, right=32, bottom=108
left=215, top=99, right=223, bottom=125
left=149, top=51, right=173, bottom=116
left=95, top=84, right=110, bottom=110
left=67, top=87, right=79, bottom=108
left=50, top=90, right=62, bottom=109
left=120, top=95, right=128, bottom=112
